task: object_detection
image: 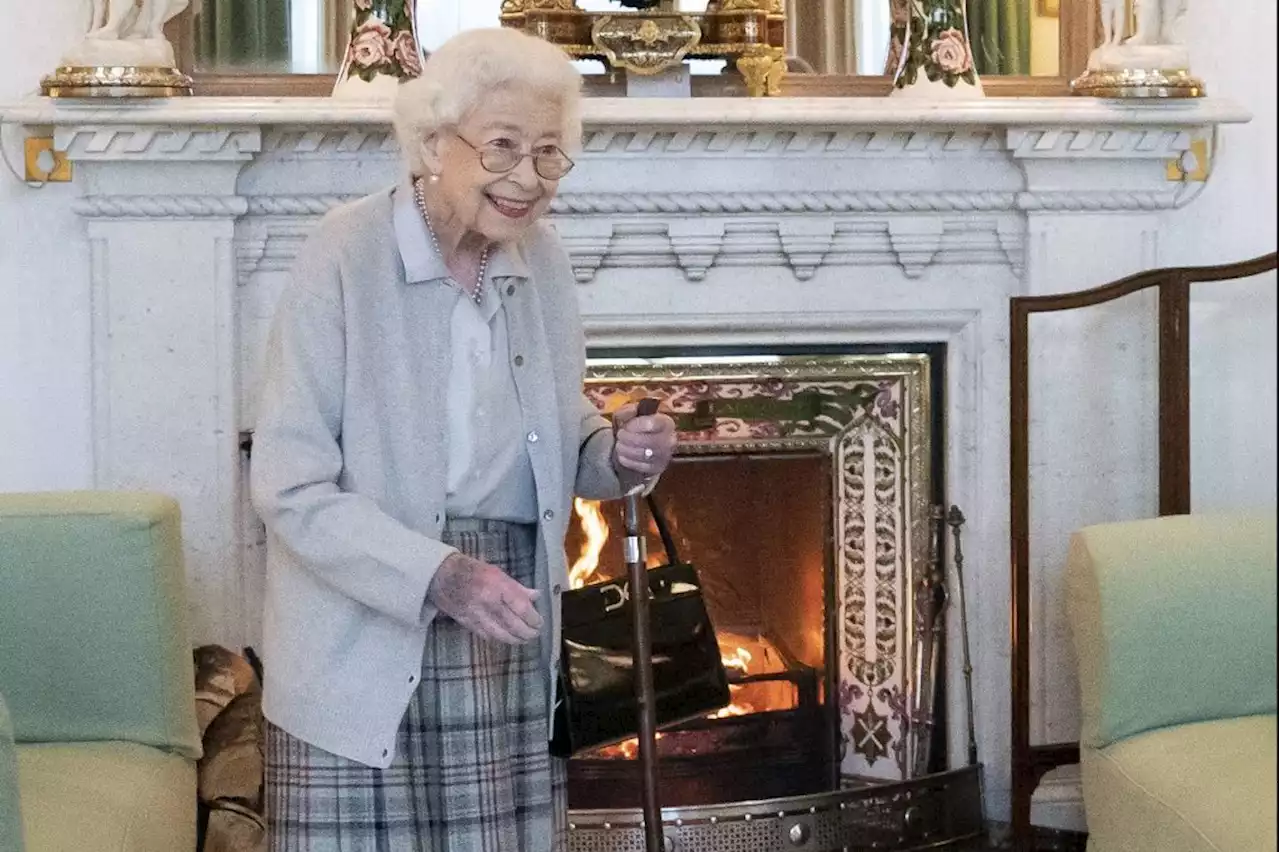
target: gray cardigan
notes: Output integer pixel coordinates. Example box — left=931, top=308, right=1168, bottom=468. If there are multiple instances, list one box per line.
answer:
left=250, top=186, right=624, bottom=768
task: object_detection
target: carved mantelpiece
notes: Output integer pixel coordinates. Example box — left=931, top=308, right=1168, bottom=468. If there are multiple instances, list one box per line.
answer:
left=0, top=94, right=1250, bottom=824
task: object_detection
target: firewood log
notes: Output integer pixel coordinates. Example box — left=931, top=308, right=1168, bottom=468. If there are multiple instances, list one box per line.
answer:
left=194, top=645, right=259, bottom=738
left=199, top=692, right=264, bottom=806
left=203, top=799, right=266, bottom=852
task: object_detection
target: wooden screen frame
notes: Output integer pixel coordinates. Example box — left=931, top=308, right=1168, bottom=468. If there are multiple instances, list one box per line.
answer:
left=165, top=0, right=1095, bottom=97
left=1008, top=252, right=1280, bottom=850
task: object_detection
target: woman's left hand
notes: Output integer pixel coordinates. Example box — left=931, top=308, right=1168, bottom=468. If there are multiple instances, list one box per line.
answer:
left=612, top=403, right=678, bottom=478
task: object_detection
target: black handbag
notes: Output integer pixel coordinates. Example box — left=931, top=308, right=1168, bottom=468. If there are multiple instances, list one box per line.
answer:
left=549, top=493, right=731, bottom=758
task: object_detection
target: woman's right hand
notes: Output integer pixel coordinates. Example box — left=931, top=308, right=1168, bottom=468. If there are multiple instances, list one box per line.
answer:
left=427, top=552, right=543, bottom=644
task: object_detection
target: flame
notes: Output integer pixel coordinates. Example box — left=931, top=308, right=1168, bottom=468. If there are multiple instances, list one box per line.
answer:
left=646, top=547, right=665, bottom=569
left=713, top=646, right=757, bottom=718
left=707, top=703, right=751, bottom=719
left=567, top=505, right=803, bottom=760
left=586, top=648, right=761, bottom=757
left=569, top=498, right=610, bottom=589
left=570, top=497, right=670, bottom=584
left=604, top=731, right=666, bottom=760
left=711, top=635, right=799, bottom=720
left=722, top=646, right=752, bottom=675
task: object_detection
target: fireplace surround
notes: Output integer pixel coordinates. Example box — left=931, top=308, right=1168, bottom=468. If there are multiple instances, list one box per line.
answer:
left=555, top=350, right=984, bottom=848
left=0, top=93, right=1248, bottom=837
left=575, top=350, right=941, bottom=770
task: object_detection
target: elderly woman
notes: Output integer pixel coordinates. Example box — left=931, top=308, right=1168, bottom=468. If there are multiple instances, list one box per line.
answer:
left=250, top=27, right=677, bottom=852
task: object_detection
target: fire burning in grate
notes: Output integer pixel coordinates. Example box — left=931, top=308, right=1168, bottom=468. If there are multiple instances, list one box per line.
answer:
left=568, top=497, right=612, bottom=590
left=568, top=498, right=800, bottom=759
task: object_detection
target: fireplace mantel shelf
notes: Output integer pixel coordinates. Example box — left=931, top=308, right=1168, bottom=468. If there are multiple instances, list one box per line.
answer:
left=0, top=94, right=1251, bottom=130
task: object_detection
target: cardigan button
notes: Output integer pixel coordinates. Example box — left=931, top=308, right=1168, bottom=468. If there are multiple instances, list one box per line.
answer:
left=513, top=354, right=524, bottom=367
left=543, top=509, right=555, bottom=522
left=527, top=430, right=539, bottom=443
left=506, top=284, right=516, bottom=296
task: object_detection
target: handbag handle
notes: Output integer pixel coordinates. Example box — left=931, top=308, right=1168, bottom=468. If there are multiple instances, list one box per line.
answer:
left=645, top=493, right=681, bottom=566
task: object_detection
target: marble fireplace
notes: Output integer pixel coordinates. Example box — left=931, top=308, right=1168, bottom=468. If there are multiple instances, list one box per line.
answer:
left=0, top=93, right=1248, bottom=842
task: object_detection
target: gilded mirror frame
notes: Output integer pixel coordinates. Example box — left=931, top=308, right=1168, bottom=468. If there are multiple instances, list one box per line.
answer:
left=165, top=0, right=1095, bottom=97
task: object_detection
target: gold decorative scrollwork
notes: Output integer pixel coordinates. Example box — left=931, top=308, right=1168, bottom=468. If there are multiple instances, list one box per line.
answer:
left=715, top=0, right=776, bottom=11
left=734, top=51, right=771, bottom=97
left=500, top=0, right=786, bottom=95
left=592, top=14, right=702, bottom=75
left=733, top=46, right=785, bottom=97
left=40, top=65, right=193, bottom=98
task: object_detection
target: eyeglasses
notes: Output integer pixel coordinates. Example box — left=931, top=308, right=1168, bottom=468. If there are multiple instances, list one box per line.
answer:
left=455, top=134, right=576, bottom=181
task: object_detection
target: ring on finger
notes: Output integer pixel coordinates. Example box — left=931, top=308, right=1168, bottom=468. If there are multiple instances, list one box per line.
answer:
left=643, top=447, right=654, bottom=459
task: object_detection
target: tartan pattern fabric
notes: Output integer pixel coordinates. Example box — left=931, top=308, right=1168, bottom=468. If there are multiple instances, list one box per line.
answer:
left=265, top=519, right=567, bottom=852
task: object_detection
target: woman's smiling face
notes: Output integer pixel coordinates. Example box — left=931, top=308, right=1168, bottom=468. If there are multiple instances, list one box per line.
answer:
left=424, top=86, right=569, bottom=244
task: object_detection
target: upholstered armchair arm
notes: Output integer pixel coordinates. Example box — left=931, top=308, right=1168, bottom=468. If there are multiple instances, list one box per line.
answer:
left=1066, top=511, right=1278, bottom=750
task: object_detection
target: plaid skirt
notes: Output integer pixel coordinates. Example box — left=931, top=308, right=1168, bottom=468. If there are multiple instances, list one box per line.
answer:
left=265, top=519, right=567, bottom=852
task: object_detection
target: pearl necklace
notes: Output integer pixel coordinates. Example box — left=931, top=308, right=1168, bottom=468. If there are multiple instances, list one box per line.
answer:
left=413, top=176, right=489, bottom=306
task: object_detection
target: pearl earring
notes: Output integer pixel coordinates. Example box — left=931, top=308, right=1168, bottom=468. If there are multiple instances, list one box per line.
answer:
left=428, top=173, right=440, bottom=184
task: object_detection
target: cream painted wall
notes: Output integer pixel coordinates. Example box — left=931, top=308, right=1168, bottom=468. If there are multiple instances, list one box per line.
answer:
left=1, top=3, right=1274, bottom=495
left=0, top=5, right=90, bottom=491
left=1160, top=0, right=1279, bottom=510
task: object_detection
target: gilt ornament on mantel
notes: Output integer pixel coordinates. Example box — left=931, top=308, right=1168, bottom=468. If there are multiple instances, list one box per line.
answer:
left=500, top=0, right=788, bottom=97
left=886, top=0, right=983, bottom=99
left=332, top=0, right=425, bottom=100
left=1072, top=0, right=1204, bottom=98
left=40, top=0, right=193, bottom=98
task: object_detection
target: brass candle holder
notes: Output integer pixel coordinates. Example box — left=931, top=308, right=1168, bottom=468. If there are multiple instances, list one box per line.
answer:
left=499, top=0, right=787, bottom=97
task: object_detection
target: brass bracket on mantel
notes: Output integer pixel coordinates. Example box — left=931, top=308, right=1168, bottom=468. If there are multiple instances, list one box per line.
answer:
left=499, top=0, right=787, bottom=97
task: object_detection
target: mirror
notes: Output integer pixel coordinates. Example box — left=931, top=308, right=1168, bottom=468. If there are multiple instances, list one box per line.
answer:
left=186, top=0, right=1061, bottom=79
left=785, top=0, right=1061, bottom=76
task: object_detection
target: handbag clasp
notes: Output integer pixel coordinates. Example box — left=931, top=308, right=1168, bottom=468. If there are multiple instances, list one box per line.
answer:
left=599, top=576, right=664, bottom=612
left=600, top=581, right=629, bottom=613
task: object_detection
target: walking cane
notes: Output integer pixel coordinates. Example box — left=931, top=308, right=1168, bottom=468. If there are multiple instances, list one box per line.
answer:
left=623, top=398, right=664, bottom=852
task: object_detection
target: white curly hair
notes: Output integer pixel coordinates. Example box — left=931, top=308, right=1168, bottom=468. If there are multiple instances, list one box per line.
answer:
left=392, top=27, right=583, bottom=177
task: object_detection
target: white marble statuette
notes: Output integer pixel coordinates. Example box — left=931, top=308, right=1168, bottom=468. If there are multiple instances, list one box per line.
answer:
left=64, top=0, right=192, bottom=68
left=1092, top=0, right=1190, bottom=71
left=1073, top=0, right=1203, bottom=97
left=40, top=0, right=194, bottom=97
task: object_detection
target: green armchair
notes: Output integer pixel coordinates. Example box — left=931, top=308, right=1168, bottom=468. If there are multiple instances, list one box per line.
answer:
left=1066, top=511, right=1278, bottom=852
left=0, top=492, right=202, bottom=852
left=1, top=694, right=22, bottom=852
